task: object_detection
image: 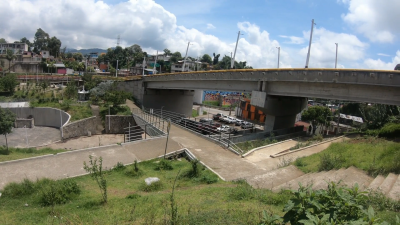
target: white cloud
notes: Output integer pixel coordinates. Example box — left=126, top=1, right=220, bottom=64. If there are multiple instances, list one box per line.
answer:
left=298, top=27, right=368, bottom=68
left=363, top=51, right=400, bottom=70
left=206, top=23, right=216, bottom=29
left=377, top=53, right=390, bottom=57
left=279, top=35, right=305, bottom=44
left=341, top=0, right=400, bottom=43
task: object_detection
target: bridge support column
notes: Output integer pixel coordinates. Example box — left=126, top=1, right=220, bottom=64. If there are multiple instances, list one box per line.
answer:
left=251, top=91, right=307, bottom=131
left=143, top=89, right=194, bottom=117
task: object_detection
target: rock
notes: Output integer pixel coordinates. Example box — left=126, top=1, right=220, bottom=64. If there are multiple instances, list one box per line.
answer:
left=24, top=203, right=29, bottom=207
left=87, top=131, right=92, bottom=137
left=145, top=177, right=160, bottom=186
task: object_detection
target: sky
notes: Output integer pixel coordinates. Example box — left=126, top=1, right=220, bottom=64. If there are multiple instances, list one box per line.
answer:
left=1, top=0, right=400, bottom=69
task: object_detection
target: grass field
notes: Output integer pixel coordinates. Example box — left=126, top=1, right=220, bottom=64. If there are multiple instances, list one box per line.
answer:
left=293, top=136, right=400, bottom=176
left=0, top=159, right=287, bottom=224
left=0, top=147, right=66, bottom=162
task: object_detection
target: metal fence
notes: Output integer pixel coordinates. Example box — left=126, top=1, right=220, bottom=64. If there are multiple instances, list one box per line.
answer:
left=132, top=107, right=244, bottom=155
left=124, top=114, right=169, bottom=143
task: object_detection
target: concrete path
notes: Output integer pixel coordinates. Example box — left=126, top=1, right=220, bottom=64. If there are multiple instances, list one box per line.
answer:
left=0, top=127, right=61, bottom=148
left=0, top=100, right=346, bottom=190
left=245, top=140, right=298, bottom=163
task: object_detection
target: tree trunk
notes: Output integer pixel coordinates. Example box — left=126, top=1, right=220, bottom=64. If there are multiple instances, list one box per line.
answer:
left=5, top=133, right=9, bottom=155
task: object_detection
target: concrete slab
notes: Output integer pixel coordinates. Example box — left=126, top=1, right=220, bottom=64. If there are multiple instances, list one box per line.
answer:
left=245, top=140, right=298, bottom=162
left=0, top=126, right=61, bottom=148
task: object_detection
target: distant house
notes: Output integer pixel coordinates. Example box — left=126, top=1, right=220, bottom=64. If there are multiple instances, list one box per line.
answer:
left=47, top=63, right=66, bottom=74
left=171, top=60, right=200, bottom=72
left=0, top=42, right=28, bottom=55
left=41, top=50, right=50, bottom=59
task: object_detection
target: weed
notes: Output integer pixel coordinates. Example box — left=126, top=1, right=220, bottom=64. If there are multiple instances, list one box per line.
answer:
left=2, top=178, right=35, bottom=197
left=318, top=153, right=345, bottom=171
left=126, top=193, right=141, bottom=200
left=112, top=162, right=125, bottom=171
left=277, top=157, right=293, bottom=168
left=155, top=159, right=173, bottom=171
left=139, top=180, right=164, bottom=192
left=294, top=157, right=307, bottom=167
left=228, top=182, right=256, bottom=201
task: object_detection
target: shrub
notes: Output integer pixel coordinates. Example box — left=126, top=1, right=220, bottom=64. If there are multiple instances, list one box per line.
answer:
left=318, top=153, right=345, bottom=171
left=39, top=179, right=80, bottom=207
left=294, top=157, right=307, bottom=167
left=83, top=156, right=108, bottom=203
left=2, top=178, right=35, bottom=197
left=228, top=182, right=257, bottom=201
left=139, top=180, right=164, bottom=192
left=378, top=123, right=400, bottom=138
left=193, top=173, right=219, bottom=184
left=112, top=162, right=125, bottom=171
left=180, top=160, right=202, bottom=179
left=126, top=193, right=141, bottom=200
left=154, top=159, right=173, bottom=171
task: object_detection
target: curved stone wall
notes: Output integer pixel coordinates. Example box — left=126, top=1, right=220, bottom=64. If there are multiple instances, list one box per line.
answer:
left=7, top=107, right=70, bottom=128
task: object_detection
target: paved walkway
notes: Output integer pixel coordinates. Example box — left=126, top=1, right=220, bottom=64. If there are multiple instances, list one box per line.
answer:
left=0, top=100, right=346, bottom=190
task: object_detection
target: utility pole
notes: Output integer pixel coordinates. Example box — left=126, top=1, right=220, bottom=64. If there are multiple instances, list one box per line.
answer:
left=116, top=59, right=118, bottom=77
left=305, top=19, right=316, bottom=68
left=153, top=50, right=158, bottom=75
left=182, top=42, right=190, bottom=72
left=276, top=47, right=280, bottom=68
left=231, top=31, right=243, bottom=69
left=335, top=43, right=338, bottom=69
left=142, top=57, right=146, bottom=76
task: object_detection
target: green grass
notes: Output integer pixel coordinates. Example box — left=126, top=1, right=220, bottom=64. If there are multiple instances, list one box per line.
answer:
left=31, top=101, right=93, bottom=122
left=202, top=100, right=219, bottom=106
left=236, top=138, right=278, bottom=153
left=293, top=136, right=400, bottom=176
left=0, top=158, right=398, bottom=224
left=191, top=109, right=199, bottom=117
left=0, top=147, right=66, bottom=162
left=0, top=159, right=286, bottom=224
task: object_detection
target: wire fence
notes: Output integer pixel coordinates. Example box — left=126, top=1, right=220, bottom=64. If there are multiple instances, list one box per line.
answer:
left=132, top=107, right=244, bottom=155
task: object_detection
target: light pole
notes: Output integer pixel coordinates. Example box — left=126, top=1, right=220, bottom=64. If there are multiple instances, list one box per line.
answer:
left=142, top=57, right=146, bottom=76
left=116, top=59, right=119, bottom=77
left=276, top=47, right=280, bottom=68
left=335, top=43, right=338, bottom=69
left=182, top=42, right=190, bottom=72
left=305, top=19, right=316, bottom=68
left=231, top=31, right=243, bottom=69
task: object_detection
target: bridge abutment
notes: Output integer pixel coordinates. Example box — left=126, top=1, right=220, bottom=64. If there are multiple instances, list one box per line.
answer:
left=142, top=89, right=194, bottom=117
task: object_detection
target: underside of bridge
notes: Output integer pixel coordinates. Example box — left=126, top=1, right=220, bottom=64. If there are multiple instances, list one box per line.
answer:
left=142, top=88, right=194, bottom=116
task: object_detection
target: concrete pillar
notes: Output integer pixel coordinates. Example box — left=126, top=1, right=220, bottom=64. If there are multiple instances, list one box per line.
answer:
left=142, top=88, right=194, bottom=117
left=251, top=92, right=307, bottom=131
left=193, top=89, right=203, bottom=104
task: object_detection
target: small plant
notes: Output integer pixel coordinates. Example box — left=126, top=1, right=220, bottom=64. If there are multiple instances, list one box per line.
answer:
left=83, top=156, right=107, bottom=203
left=318, top=153, right=345, bottom=171
left=228, top=181, right=257, bottom=201
left=139, top=180, right=164, bottom=192
left=112, top=162, right=125, bottom=171
left=125, top=160, right=143, bottom=177
left=181, top=159, right=201, bottom=178
left=126, top=193, right=141, bottom=200
left=155, top=159, right=173, bottom=171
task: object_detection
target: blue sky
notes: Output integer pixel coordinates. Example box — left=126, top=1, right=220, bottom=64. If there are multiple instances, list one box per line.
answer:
left=1, top=0, right=399, bottom=69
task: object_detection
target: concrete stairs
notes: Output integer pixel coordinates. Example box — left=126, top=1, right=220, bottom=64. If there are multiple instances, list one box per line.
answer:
left=244, top=166, right=400, bottom=201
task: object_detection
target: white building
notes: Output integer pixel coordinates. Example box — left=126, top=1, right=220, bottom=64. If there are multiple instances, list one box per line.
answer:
left=0, top=42, right=29, bottom=55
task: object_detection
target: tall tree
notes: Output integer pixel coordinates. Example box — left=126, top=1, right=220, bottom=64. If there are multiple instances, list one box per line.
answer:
left=200, top=54, right=212, bottom=64
left=301, top=106, right=332, bottom=134
left=163, top=48, right=172, bottom=56
left=0, top=74, right=18, bottom=94
left=19, top=37, right=33, bottom=49
left=0, top=107, right=16, bottom=154
left=212, top=53, right=220, bottom=65
left=0, top=38, right=7, bottom=43
left=170, top=51, right=182, bottom=64
left=5, top=50, right=16, bottom=73
left=33, top=28, right=49, bottom=54
left=48, top=36, right=62, bottom=57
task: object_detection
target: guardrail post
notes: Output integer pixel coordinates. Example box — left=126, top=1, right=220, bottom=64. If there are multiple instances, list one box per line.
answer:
left=144, top=124, right=147, bottom=139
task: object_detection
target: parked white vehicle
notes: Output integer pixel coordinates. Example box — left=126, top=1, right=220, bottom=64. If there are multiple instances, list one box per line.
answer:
left=226, top=116, right=237, bottom=124
left=235, top=119, right=243, bottom=126
left=217, top=125, right=230, bottom=132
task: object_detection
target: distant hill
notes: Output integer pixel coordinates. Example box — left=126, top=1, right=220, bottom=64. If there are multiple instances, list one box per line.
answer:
left=65, top=48, right=108, bottom=55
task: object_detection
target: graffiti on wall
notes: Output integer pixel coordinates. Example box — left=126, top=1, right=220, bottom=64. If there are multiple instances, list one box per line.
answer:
left=203, top=91, right=251, bottom=106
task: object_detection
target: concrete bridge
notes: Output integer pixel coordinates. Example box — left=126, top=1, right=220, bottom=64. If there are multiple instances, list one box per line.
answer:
left=120, top=68, right=400, bottom=131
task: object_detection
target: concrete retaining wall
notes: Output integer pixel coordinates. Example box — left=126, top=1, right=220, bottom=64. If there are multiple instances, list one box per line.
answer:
left=105, top=115, right=136, bottom=134
left=116, top=80, right=144, bottom=105
left=231, top=126, right=304, bottom=143
left=7, top=107, right=70, bottom=128
left=63, top=116, right=100, bottom=139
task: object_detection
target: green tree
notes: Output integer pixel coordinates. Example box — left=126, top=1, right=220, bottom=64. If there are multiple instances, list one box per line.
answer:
left=0, top=38, right=7, bottom=43
left=5, top=50, right=17, bottom=73
left=104, top=90, right=131, bottom=107
left=212, top=53, right=220, bottom=65
left=200, top=54, right=212, bottom=64
left=0, top=74, right=17, bottom=94
left=19, top=37, right=33, bottom=48
left=163, top=48, right=172, bottom=56
left=0, top=107, right=16, bottom=154
left=33, top=28, right=50, bottom=54
left=64, top=82, right=77, bottom=99
left=301, top=106, right=332, bottom=134
left=48, top=61, right=56, bottom=75
left=170, top=51, right=182, bottom=64
left=83, top=156, right=108, bottom=203
left=72, top=53, right=83, bottom=61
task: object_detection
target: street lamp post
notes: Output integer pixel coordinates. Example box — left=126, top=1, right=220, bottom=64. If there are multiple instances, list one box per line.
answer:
left=142, top=57, right=146, bottom=76
left=231, top=31, right=243, bottom=69
left=335, top=43, right=338, bottom=69
left=276, top=47, right=280, bottom=68
left=182, top=42, right=190, bottom=72
left=305, top=19, right=316, bottom=68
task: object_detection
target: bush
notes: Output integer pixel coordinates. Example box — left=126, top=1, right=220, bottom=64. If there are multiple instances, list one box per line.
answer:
left=138, top=180, right=164, bottom=192
left=318, top=153, right=345, bottom=171
left=228, top=182, right=257, bottom=201
left=154, top=159, right=173, bottom=171
left=112, top=162, right=125, bottom=171
left=193, top=174, right=219, bottom=184
left=125, top=160, right=143, bottom=177
left=2, top=178, right=35, bottom=197
left=39, top=179, right=81, bottom=206
left=378, top=123, right=400, bottom=138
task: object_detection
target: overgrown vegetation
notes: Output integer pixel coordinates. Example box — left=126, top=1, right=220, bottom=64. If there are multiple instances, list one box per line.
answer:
left=0, top=146, right=66, bottom=162
left=191, top=109, right=198, bottom=117
left=0, top=158, right=398, bottom=224
left=236, top=137, right=278, bottom=152
left=293, top=136, right=400, bottom=176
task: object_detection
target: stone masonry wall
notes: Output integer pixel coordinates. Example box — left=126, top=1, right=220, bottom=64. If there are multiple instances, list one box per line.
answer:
left=105, top=115, right=136, bottom=134
left=63, top=116, right=99, bottom=139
